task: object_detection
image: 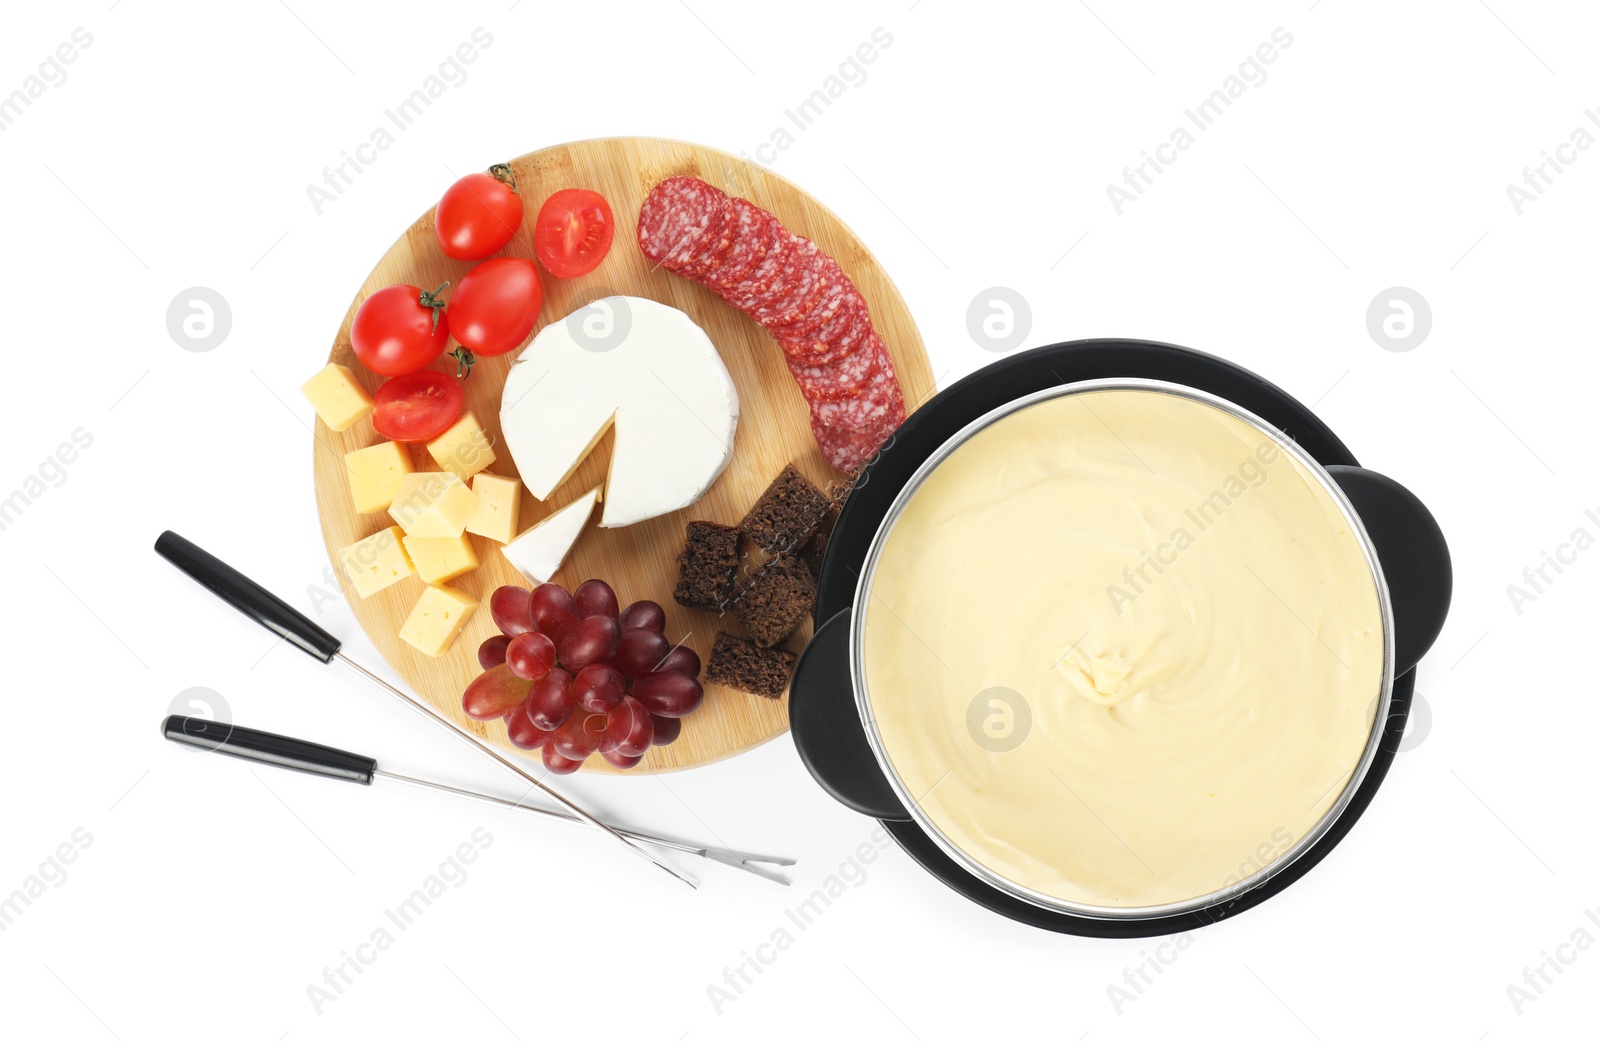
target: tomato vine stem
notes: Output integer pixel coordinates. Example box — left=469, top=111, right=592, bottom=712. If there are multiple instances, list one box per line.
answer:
left=418, top=282, right=450, bottom=333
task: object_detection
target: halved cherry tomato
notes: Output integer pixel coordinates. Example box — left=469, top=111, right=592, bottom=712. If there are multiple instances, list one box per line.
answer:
left=449, top=257, right=542, bottom=358
left=351, top=283, right=450, bottom=377
left=534, top=188, right=615, bottom=279
left=436, top=165, right=523, bottom=261
left=372, top=370, right=463, bottom=442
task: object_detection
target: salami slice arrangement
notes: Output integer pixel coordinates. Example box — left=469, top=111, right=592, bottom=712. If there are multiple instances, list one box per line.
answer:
left=638, top=177, right=907, bottom=472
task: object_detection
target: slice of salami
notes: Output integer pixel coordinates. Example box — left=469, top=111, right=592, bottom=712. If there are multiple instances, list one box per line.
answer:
left=769, top=262, right=852, bottom=341
left=812, top=351, right=899, bottom=431
left=784, top=331, right=883, bottom=402
left=809, top=362, right=906, bottom=470
left=794, top=285, right=862, bottom=343
left=810, top=403, right=893, bottom=472
left=637, top=177, right=729, bottom=270
left=730, top=232, right=806, bottom=315
left=719, top=224, right=793, bottom=310
left=777, top=291, right=871, bottom=366
left=754, top=239, right=830, bottom=326
left=808, top=408, right=870, bottom=471
left=677, top=195, right=737, bottom=278
left=700, top=199, right=773, bottom=289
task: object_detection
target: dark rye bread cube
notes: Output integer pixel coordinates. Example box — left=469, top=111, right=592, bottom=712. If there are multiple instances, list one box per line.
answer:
left=673, top=520, right=740, bottom=612
left=801, top=528, right=829, bottom=577
left=706, top=632, right=796, bottom=698
left=734, top=553, right=816, bottom=647
left=828, top=464, right=863, bottom=511
left=740, top=464, right=831, bottom=554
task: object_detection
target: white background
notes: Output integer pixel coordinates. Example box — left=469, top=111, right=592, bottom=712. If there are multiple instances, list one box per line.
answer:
left=0, top=0, right=1593, bottom=1037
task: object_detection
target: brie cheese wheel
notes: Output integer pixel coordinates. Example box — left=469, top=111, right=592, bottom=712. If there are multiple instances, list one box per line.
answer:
left=500, top=296, right=739, bottom=527
left=500, top=487, right=600, bottom=584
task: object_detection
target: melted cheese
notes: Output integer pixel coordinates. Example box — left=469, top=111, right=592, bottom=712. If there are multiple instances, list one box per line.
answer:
left=861, top=389, right=1384, bottom=910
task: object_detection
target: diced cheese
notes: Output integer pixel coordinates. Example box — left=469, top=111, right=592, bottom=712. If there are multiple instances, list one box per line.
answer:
left=402, top=533, right=479, bottom=584
left=343, top=441, right=415, bottom=514
left=500, top=296, right=738, bottom=527
left=428, top=411, right=497, bottom=480
left=301, top=363, right=374, bottom=432
left=388, top=472, right=477, bottom=538
left=501, top=486, right=600, bottom=584
left=398, top=584, right=478, bottom=657
left=339, top=525, right=414, bottom=598
left=466, top=472, right=521, bottom=544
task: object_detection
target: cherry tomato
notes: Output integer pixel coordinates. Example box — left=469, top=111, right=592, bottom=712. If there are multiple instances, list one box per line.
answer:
left=435, top=166, right=523, bottom=261
left=534, top=188, right=615, bottom=279
left=351, top=283, right=450, bottom=376
left=371, top=370, right=462, bottom=442
left=449, top=257, right=542, bottom=358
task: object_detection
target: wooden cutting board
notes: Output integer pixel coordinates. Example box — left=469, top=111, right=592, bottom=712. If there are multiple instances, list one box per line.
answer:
left=313, top=137, right=933, bottom=772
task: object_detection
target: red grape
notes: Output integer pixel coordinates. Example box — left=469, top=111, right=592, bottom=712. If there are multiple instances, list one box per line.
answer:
left=489, top=586, right=535, bottom=637
left=543, top=741, right=583, bottom=774
left=600, top=745, right=644, bottom=770
left=614, top=627, right=671, bottom=679
left=631, top=671, right=703, bottom=717
left=602, top=696, right=653, bottom=757
left=559, top=614, right=621, bottom=671
left=574, top=578, right=619, bottom=619
left=619, top=599, right=666, bottom=633
left=574, top=664, right=626, bottom=714
left=650, top=714, right=681, bottom=746
left=526, top=667, right=575, bottom=731
left=656, top=645, right=701, bottom=678
left=529, top=583, right=581, bottom=644
left=551, top=711, right=605, bottom=761
left=477, top=634, right=512, bottom=671
left=462, top=664, right=532, bottom=720
left=505, top=702, right=551, bottom=749
left=506, top=631, right=557, bottom=682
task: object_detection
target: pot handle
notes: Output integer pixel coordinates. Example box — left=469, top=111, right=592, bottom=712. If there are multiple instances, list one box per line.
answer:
left=1325, top=465, right=1451, bottom=676
left=789, top=608, right=911, bottom=821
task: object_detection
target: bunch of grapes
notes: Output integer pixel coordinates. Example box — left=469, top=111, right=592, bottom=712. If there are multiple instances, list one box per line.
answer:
left=465, top=579, right=704, bottom=773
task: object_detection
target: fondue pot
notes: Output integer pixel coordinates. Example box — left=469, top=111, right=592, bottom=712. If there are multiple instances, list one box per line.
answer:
left=788, top=340, right=1451, bottom=937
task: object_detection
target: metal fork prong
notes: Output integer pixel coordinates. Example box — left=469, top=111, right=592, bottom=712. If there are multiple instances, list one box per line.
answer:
left=703, top=849, right=793, bottom=885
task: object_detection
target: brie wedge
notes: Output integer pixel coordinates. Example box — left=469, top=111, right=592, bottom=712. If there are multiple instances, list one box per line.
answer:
left=500, top=296, right=739, bottom=527
left=500, top=487, right=601, bottom=584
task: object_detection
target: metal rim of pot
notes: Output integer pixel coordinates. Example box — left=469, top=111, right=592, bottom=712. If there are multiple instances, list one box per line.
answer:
left=845, top=377, right=1398, bottom=921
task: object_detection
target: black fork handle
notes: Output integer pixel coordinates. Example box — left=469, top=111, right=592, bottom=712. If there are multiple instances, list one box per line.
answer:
left=162, top=715, right=376, bottom=784
left=155, top=530, right=342, bottom=663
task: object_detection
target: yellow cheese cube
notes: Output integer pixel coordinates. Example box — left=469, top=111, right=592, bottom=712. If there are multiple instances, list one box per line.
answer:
left=466, top=472, right=521, bottom=544
left=338, top=526, right=414, bottom=598
left=398, top=584, right=478, bottom=657
left=343, top=441, right=415, bottom=514
left=301, top=363, right=374, bottom=432
left=428, top=411, right=496, bottom=480
left=388, top=472, right=477, bottom=538
left=402, top=533, right=479, bottom=585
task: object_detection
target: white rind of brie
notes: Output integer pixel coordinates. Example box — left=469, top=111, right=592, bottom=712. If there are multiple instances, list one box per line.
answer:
left=500, top=486, right=601, bottom=584
left=499, top=296, right=739, bottom=527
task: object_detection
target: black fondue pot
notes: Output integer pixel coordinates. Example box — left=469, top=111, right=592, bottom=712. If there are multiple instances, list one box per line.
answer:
left=788, top=340, right=1451, bottom=937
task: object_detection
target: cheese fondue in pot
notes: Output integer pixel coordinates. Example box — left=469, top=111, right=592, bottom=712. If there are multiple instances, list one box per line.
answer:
left=860, top=388, right=1385, bottom=910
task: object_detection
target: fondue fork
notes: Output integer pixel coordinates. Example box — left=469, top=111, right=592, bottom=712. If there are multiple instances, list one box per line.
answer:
left=162, top=715, right=792, bottom=884
left=154, top=530, right=700, bottom=888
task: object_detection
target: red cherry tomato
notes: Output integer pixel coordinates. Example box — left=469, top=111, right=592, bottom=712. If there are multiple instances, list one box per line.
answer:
left=351, top=283, right=450, bottom=376
left=371, top=370, right=462, bottom=442
left=435, top=166, right=523, bottom=261
left=449, top=257, right=542, bottom=358
left=534, top=189, right=615, bottom=279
